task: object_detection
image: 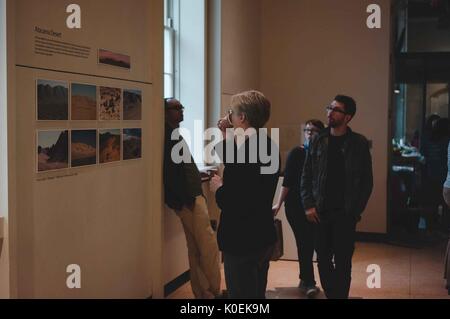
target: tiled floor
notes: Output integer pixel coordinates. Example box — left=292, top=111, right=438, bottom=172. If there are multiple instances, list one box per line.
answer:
left=168, top=241, right=450, bottom=299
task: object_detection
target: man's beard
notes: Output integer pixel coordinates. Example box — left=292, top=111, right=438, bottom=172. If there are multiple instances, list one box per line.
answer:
left=328, top=118, right=343, bottom=128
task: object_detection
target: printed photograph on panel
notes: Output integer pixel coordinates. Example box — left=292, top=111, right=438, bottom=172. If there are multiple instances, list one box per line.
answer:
left=99, top=129, right=121, bottom=164
left=37, top=130, right=69, bottom=172
left=123, top=89, right=142, bottom=120
left=98, top=49, right=131, bottom=69
left=37, top=79, right=69, bottom=120
left=71, top=83, right=97, bottom=120
left=99, top=87, right=121, bottom=120
left=71, top=130, right=97, bottom=167
left=123, top=128, right=142, bottom=160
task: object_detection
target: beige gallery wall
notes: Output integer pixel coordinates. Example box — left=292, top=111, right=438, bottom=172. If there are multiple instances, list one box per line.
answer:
left=260, top=0, right=391, bottom=234
left=221, top=0, right=262, bottom=116
left=221, top=0, right=392, bottom=234
left=6, top=0, right=164, bottom=298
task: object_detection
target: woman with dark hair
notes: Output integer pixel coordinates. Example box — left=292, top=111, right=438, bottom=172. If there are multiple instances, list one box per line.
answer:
left=272, top=119, right=325, bottom=298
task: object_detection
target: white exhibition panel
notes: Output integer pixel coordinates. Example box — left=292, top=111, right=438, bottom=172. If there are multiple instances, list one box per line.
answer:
left=9, top=0, right=158, bottom=298
left=163, top=206, right=189, bottom=285
left=15, top=68, right=152, bottom=298
left=14, top=0, right=153, bottom=84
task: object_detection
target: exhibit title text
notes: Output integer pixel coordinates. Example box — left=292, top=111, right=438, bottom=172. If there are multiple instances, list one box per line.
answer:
left=34, top=26, right=62, bottom=38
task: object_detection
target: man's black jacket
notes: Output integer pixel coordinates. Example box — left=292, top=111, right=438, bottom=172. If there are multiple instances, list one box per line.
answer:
left=163, top=124, right=195, bottom=211
left=300, top=127, right=373, bottom=221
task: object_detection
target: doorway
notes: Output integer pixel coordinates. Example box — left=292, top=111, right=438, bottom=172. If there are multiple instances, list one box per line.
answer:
left=390, top=0, right=450, bottom=244
left=390, top=78, right=450, bottom=243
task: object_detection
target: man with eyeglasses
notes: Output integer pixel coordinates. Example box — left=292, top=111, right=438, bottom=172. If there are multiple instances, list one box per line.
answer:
left=164, top=98, right=221, bottom=299
left=301, top=95, right=373, bottom=299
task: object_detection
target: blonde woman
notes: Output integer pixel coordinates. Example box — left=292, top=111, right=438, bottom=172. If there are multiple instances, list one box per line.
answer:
left=210, top=91, right=280, bottom=299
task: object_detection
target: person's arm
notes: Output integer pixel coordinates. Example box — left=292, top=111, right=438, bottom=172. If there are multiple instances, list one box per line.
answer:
left=272, top=186, right=289, bottom=216
left=164, top=140, right=184, bottom=210
left=210, top=139, right=228, bottom=210
left=354, top=138, right=374, bottom=219
left=210, top=174, right=226, bottom=210
left=273, top=148, right=299, bottom=215
left=300, top=140, right=320, bottom=223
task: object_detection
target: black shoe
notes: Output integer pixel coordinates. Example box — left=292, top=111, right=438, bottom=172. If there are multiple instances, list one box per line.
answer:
left=306, top=286, right=320, bottom=298
left=215, top=290, right=228, bottom=299
left=298, top=281, right=308, bottom=293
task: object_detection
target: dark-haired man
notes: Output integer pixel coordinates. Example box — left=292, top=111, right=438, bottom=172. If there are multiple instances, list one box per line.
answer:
left=301, top=95, right=373, bottom=299
left=164, top=98, right=221, bottom=299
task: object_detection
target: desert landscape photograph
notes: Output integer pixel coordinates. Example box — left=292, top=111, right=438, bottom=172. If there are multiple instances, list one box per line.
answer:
left=71, top=83, right=97, bottom=120
left=99, top=129, right=121, bottom=164
left=71, top=130, right=97, bottom=167
left=123, top=128, right=142, bottom=160
left=37, top=130, right=69, bottom=172
left=123, top=89, right=142, bottom=120
left=37, top=79, right=69, bottom=120
left=98, top=49, right=131, bottom=69
left=99, top=86, right=121, bottom=120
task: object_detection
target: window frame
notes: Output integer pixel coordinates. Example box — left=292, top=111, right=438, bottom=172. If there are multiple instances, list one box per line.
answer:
left=164, top=0, right=179, bottom=99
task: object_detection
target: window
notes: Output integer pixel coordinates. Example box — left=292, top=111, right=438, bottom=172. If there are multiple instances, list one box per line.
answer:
left=164, top=0, right=178, bottom=99
left=164, top=0, right=206, bottom=164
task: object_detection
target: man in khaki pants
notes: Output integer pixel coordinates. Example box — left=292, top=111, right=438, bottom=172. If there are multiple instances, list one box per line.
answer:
left=163, top=98, right=221, bottom=299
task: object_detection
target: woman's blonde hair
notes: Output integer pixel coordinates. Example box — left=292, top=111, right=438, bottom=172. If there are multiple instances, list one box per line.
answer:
left=231, top=90, right=271, bottom=129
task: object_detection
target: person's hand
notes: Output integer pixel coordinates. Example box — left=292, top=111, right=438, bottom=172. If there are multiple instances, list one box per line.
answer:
left=272, top=203, right=281, bottom=216
left=217, top=116, right=232, bottom=132
left=306, top=207, right=320, bottom=224
left=209, top=175, right=223, bottom=193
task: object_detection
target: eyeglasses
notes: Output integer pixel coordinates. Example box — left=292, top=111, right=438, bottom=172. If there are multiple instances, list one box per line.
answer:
left=325, top=106, right=346, bottom=114
left=227, top=109, right=234, bottom=124
left=304, top=128, right=319, bottom=134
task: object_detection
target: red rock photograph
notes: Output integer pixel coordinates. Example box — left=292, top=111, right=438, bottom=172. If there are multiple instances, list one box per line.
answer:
left=71, top=130, right=97, bottom=167
left=37, top=130, right=69, bottom=172
left=71, top=83, right=97, bottom=120
left=99, top=129, right=121, bottom=164
left=98, top=49, right=131, bottom=69
left=123, top=128, right=142, bottom=160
